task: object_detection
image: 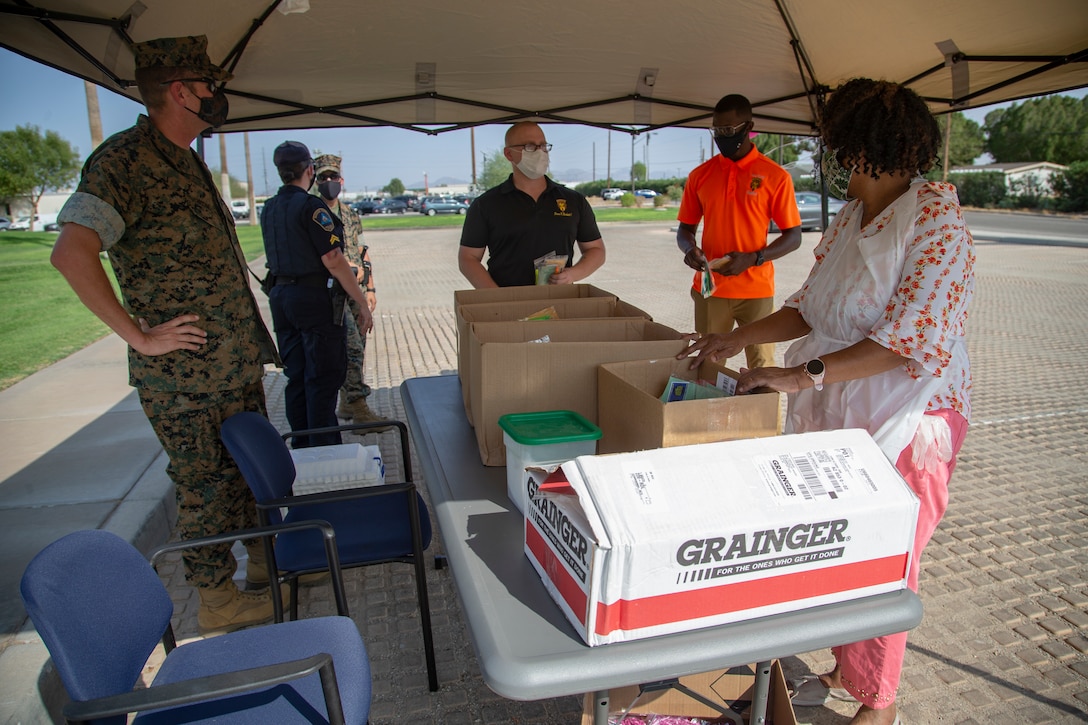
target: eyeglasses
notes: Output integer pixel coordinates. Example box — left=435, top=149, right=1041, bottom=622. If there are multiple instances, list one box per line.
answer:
left=506, top=142, right=553, bottom=153
left=709, top=122, right=751, bottom=137
left=164, top=77, right=222, bottom=94
left=317, top=172, right=341, bottom=182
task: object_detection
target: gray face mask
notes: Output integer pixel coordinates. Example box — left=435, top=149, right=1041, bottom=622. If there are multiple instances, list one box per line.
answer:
left=516, top=148, right=549, bottom=180
left=820, top=148, right=854, bottom=200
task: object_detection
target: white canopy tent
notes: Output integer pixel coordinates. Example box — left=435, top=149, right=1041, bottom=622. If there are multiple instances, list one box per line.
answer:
left=1, top=0, right=1086, bottom=138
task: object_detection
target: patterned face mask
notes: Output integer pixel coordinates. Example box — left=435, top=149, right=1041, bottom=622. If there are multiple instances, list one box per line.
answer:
left=819, top=147, right=854, bottom=200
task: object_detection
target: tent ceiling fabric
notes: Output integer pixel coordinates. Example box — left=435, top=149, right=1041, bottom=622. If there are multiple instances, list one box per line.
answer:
left=2, top=0, right=1086, bottom=137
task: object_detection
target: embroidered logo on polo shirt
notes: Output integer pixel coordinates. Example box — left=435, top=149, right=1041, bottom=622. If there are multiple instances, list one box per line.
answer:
left=750, top=177, right=763, bottom=191
left=554, top=199, right=572, bottom=217
left=313, top=208, right=335, bottom=231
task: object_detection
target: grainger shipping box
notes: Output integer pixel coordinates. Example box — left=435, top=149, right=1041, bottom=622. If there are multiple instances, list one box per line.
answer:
left=457, top=296, right=652, bottom=425
left=579, top=661, right=797, bottom=725
left=525, top=429, right=919, bottom=646
left=597, top=358, right=782, bottom=454
left=468, top=318, right=686, bottom=466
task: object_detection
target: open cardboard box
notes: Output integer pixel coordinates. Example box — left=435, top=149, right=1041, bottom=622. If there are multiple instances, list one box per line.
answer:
left=467, top=317, right=686, bottom=466
left=597, top=358, right=782, bottom=454
left=580, top=660, right=797, bottom=725
left=457, top=295, right=652, bottom=425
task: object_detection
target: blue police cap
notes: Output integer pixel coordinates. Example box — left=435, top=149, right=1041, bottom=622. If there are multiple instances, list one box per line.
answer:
left=273, top=141, right=312, bottom=168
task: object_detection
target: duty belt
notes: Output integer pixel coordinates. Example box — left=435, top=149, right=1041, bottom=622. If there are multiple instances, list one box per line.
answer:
left=272, top=274, right=330, bottom=289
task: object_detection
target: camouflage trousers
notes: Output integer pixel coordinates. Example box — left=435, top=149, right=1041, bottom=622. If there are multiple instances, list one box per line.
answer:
left=341, top=297, right=371, bottom=403
left=139, top=377, right=267, bottom=588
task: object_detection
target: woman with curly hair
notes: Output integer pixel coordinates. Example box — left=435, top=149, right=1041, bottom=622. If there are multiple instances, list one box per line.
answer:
left=680, top=77, right=975, bottom=725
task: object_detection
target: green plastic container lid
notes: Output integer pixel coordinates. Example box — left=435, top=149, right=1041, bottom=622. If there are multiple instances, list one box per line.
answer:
left=497, top=410, right=602, bottom=445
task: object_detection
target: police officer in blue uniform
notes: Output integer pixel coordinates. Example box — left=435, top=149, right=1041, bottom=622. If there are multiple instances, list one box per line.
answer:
left=261, top=141, right=373, bottom=447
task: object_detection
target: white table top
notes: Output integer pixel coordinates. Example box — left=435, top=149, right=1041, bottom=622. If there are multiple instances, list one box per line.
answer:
left=401, top=374, right=922, bottom=701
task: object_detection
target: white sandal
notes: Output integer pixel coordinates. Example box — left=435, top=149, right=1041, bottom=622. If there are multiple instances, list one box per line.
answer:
left=790, top=674, right=859, bottom=706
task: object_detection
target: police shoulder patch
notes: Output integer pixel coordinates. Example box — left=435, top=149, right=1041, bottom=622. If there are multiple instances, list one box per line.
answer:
left=313, top=208, right=335, bottom=231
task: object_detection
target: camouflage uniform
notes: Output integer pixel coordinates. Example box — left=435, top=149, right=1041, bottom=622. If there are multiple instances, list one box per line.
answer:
left=335, top=198, right=372, bottom=403
left=58, top=113, right=278, bottom=589
left=313, top=154, right=372, bottom=406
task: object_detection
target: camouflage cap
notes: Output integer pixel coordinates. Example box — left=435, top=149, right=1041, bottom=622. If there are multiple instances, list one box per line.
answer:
left=132, top=35, right=232, bottom=82
left=273, top=141, right=312, bottom=168
left=314, top=154, right=342, bottom=176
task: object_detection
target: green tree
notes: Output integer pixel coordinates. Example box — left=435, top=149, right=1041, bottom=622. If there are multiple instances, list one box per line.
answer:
left=383, top=178, right=405, bottom=196
left=0, top=125, right=81, bottom=230
left=208, top=168, right=248, bottom=198
left=753, top=134, right=801, bottom=166
left=941, top=112, right=986, bottom=167
left=1052, top=161, right=1088, bottom=212
left=984, top=95, right=1088, bottom=164
left=478, top=149, right=511, bottom=190
left=630, top=161, right=646, bottom=183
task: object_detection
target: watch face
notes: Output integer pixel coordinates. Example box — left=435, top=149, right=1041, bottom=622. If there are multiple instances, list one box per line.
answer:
left=806, top=359, right=825, bottom=375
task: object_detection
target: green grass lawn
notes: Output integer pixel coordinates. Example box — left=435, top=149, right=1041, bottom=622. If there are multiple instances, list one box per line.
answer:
left=0, top=206, right=678, bottom=391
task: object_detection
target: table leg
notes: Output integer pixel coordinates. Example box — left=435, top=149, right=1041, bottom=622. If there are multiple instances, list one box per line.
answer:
left=750, top=660, right=773, bottom=724
left=591, top=689, right=609, bottom=725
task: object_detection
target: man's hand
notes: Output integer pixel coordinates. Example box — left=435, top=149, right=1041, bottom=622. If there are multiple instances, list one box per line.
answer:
left=683, top=246, right=707, bottom=272
left=549, top=267, right=577, bottom=284
left=708, top=253, right=749, bottom=277
left=356, top=306, right=374, bottom=335
left=135, top=314, right=207, bottom=356
left=365, top=290, right=377, bottom=312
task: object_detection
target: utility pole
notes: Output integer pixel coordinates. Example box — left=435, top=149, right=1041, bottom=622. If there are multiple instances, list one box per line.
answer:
left=84, top=81, right=103, bottom=148
left=244, top=132, right=255, bottom=226
left=218, top=134, right=232, bottom=209
left=607, top=130, right=612, bottom=186
left=470, top=127, right=477, bottom=190
left=942, top=113, right=952, bottom=182
left=592, top=142, right=596, bottom=183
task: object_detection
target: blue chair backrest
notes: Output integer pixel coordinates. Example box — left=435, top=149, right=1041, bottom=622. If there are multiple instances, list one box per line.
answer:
left=20, top=530, right=174, bottom=721
left=221, top=412, right=298, bottom=518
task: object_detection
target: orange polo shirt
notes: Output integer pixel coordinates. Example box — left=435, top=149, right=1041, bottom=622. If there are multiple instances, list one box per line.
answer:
left=677, top=147, right=800, bottom=299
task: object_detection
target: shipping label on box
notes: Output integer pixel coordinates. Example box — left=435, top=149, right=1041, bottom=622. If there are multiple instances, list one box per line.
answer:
left=525, top=429, right=919, bottom=646
left=468, top=318, right=686, bottom=466
left=598, top=358, right=781, bottom=454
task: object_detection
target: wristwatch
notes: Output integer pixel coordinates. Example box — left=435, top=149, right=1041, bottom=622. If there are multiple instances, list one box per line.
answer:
left=753, top=249, right=765, bottom=266
left=804, top=358, right=825, bottom=391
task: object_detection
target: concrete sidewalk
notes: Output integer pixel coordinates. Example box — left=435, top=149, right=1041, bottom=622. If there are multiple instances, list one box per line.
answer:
left=2, top=220, right=1087, bottom=724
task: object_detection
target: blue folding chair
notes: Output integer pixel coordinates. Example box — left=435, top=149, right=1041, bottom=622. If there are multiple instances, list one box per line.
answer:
left=221, top=412, right=439, bottom=692
left=21, top=528, right=371, bottom=724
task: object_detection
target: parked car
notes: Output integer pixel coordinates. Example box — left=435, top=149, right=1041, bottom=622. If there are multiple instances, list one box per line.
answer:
left=419, top=196, right=469, bottom=216
left=601, top=188, right=625, bottom=200
left=771, top=191, right=848, bottom=232
left=634, top=189, right=657, bottom=198
left=9, top=213, right=57, bottom=231
left=230, top=199, right=250, bottom=220
left=374, top=199, right=408, bottom=214
left=392, top=195, right=420, bottom=211
left=0, top=216, right=10, bottom=231
left=352, top=199, right=382, bottom=215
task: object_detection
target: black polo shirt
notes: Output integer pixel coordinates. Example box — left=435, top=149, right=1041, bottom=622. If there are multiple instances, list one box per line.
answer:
left=460, top=175, right=601, bottom=287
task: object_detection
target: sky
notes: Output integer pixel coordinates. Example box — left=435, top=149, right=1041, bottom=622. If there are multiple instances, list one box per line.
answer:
left=2, top=47, right=1085, bottom=197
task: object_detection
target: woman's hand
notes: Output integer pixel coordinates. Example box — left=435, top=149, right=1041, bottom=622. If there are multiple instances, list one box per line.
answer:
left=677, top=331, right=746, bottom=368
left=736, top=365, right=807, bottom=394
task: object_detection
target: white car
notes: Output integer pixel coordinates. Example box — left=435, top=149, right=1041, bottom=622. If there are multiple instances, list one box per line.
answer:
left=9, top=213, right=58, bottom=231
left=230, top=200, right=250, bottom=220
left=601, top=188, right=625, bottom=200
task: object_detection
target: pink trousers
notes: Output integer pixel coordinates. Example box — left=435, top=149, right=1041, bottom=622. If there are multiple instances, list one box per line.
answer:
left=834, top=409, right=969, bottom=708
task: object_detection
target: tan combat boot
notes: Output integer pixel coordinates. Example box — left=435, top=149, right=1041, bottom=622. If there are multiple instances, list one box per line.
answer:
left=337, top=395, right=353, bottom=419
left=197, top=580, right=275, bottom=635
left=245, top=541, right=329, bottom=589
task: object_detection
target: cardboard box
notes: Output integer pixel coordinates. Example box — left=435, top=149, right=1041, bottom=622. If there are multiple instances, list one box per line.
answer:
left=525, top=428, right=919, bottom=646
left=453, top=282, right=619, bottom=310
left=580, top=660, right=797, bottom=725
left=468, top=318, right=687, bottom=466
left=597, top=358, right=782, bottom=455
left=457, top=296, right=652, bottom=424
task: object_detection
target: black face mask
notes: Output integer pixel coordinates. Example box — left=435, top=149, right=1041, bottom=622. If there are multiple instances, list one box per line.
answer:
left=187, top=88, right=230, bottom=128
left=714, top=130, right=747, bottom=159
left=318, top=180, right=342, bottom=200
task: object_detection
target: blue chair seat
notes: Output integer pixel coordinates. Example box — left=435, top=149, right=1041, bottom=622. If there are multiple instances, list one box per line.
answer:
left=136, top=617, right=370, bottom=725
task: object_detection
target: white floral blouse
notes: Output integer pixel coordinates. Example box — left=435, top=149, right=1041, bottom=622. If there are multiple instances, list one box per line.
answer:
left=782, top=180, right=975, bottom=460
